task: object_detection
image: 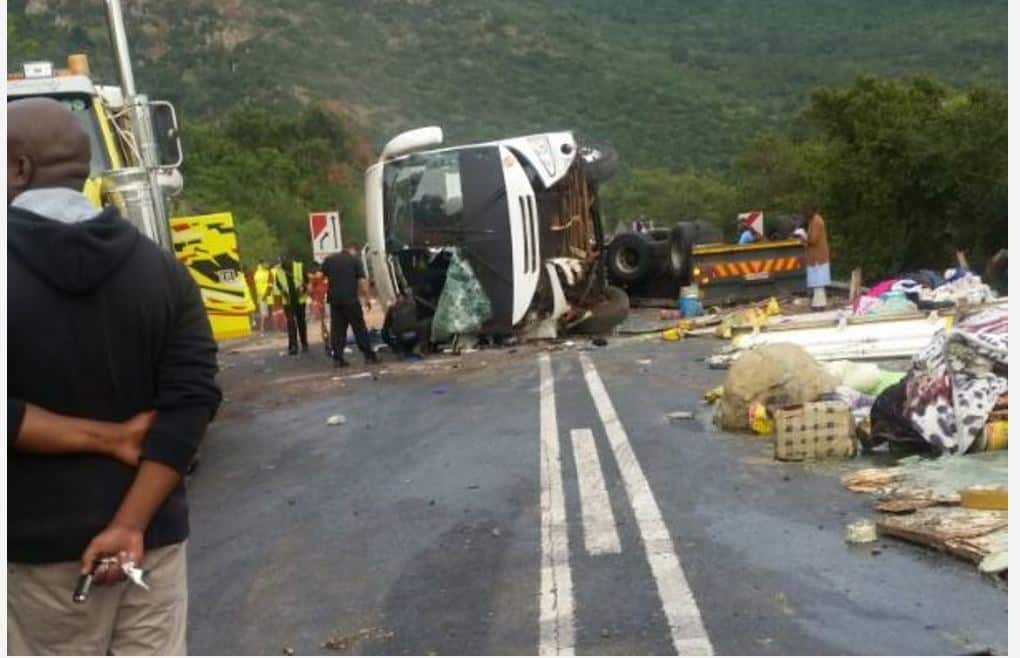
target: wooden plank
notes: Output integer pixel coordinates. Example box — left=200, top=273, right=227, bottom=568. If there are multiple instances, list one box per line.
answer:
left=841, top=467, right=905, bottom=493
left=877, top=507, right=1007, bottom=564
left=849, top=267, right=862, bottom=301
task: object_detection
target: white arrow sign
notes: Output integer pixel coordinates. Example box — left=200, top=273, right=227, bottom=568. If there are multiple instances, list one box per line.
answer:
left=309, top=211, right=342, bottom=263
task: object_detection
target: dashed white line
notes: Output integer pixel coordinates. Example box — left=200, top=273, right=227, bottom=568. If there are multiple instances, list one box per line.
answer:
left=579, top=352, right=714, bottom=656
left=570, top=428, right=622, bottom=556
left=538, top=354, right=576, bottom=655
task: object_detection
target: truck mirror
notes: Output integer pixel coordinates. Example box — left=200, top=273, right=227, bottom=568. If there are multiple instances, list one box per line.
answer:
left=149, top=101, right=183, bottom=168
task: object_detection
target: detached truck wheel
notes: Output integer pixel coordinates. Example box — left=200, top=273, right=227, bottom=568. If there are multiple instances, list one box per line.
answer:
left=607, top=233, right=654, bottom=284
left=571, top=286, right=630, bottom=335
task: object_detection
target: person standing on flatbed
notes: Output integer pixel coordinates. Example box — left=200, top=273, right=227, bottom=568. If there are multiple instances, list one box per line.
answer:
left=804, top=207, right=831, bottom=310
left=321, top=242, right=378, bottom=367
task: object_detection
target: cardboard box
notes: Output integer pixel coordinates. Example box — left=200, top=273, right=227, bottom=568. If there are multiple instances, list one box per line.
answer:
left=774, top=401, right=855, bottom=461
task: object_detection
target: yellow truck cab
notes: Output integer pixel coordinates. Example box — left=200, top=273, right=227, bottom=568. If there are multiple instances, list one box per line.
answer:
left=8, top=57, right=124, bottom=206
left=7, top=53, right=183, bottom=249
left=9, top=53, right=251, bottom=344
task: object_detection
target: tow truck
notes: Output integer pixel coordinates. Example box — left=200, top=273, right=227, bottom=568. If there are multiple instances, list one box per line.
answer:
left=7, top=0, right=182, bottom=249
left=607, top=217, right=807, bottom=306
left=7, top=0, right=252, bottom=340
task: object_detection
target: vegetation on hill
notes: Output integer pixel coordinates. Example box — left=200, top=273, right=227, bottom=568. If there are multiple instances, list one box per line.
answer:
left=7, top=1, right=1007, bottom=278
left=606, top=76, right=1007, bottom=279
left=8, top=0, right=1006, bottom=168
left=172, top=107, right=371, bottom=265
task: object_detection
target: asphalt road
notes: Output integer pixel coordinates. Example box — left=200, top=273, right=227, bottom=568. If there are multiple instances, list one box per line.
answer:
left=186, top=335, right=1007, bottom=655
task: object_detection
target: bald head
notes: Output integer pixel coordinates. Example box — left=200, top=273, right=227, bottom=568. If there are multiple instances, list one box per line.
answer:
left=8, top=97, right=91, bottom=204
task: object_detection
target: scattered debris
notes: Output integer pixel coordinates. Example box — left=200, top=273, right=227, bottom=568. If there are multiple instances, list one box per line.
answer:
left=877, top=507, right=1007, bottom=565
left=661, top=326, right=684, bottom=341
left=845, top=520, right=878, bottom=544
left=717, top=344, right=837, bottom=432
left=843, top=453, right=1008, bottom=571
left=703, top=386, right=724, bottom=404
left=978, top=551, right=1008, bottom=575
left=773, top=401, right=855, bottom=461
left=326, top=415, right=347, bottom=426
left=322, top=627, right=394, bottom=651
left=960, top=486, right=1008, bottom=511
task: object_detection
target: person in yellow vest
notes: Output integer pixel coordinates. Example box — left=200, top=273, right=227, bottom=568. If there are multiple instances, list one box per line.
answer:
left=273, top=252, right=309, bottom=355
left=252, top=260, right=272, bottom=334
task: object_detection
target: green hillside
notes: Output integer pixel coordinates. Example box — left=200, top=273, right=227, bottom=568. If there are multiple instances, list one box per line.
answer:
left=8, top=0, right=1007, bottom=169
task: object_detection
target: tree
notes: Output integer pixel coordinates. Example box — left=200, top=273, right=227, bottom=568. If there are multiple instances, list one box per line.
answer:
left=173, top=105, right=371, bottom=265
left=601, top=168, right=741, bottom=233
left=800, top=75, right=1007, bottom=278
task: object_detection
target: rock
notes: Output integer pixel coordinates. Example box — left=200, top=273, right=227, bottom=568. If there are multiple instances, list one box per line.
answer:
left=327, top=415, right=347, bottom=426
left=283, top=648, right=294, bottom=656
left=592, top=338, right=608, bottom=347
left=600, top=628, right=611, bottom=639
left=491, top=527, right=502, bottom=538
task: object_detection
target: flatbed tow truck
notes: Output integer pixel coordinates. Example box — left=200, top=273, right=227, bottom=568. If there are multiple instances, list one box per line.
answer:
left=607, top=220, right=807, bottom=306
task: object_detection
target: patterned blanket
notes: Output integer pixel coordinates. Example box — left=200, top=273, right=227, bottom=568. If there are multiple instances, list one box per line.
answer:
left=903, top=307, right=1008, bottom=453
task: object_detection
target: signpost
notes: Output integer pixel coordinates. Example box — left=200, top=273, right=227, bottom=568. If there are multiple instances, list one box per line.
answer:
left=309, top=210, right=342, bottom=263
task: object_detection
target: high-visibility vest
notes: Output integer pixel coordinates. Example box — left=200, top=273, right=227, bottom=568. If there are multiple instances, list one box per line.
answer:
left=253, top=266, right=271, bottom=299
left=273, top=261, right=307, bottom=305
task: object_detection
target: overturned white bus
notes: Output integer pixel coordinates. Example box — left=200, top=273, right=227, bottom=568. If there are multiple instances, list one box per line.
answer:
left=364, top=127, right=628, bottom=344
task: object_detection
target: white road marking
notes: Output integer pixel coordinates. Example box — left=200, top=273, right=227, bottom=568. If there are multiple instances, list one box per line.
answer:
left=570, top=428, right=622, bottom=555
left=538, top=355, right=576, bottom=655
left=579, top=353, right=714, bottom=656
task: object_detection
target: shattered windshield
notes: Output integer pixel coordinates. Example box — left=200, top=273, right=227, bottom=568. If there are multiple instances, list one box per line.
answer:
left=383, top=151, right=465, bottom=251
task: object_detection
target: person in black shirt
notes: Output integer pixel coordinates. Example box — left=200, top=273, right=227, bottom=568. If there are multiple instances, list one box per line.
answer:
left=321, top=242, right=378, bottom=366
left=7, top=98, right=220, bottom=654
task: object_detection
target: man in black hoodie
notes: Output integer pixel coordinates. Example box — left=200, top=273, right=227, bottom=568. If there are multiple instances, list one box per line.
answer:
left=7, top=98, right=221, bottom=654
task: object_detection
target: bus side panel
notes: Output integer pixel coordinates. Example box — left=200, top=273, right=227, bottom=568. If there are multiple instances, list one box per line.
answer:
left=171, top=212, right=255, bottom=341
